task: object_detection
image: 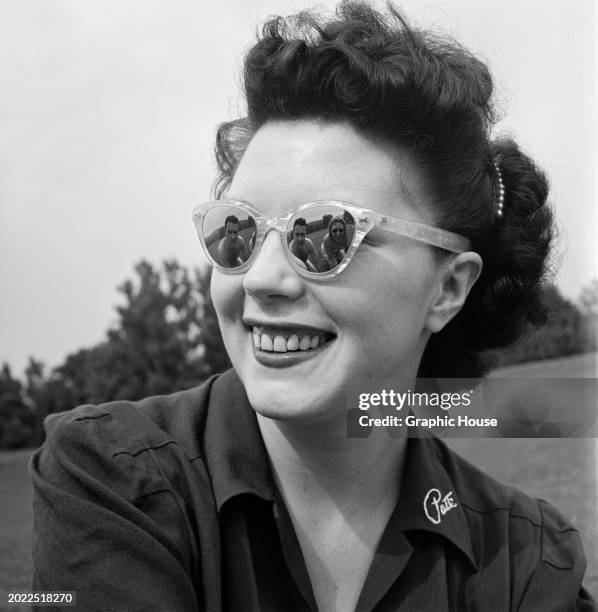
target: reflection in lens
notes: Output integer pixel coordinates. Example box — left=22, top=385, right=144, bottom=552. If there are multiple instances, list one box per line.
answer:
left=203, top=205, right=255, bottom=268
left=287, top=206, right=354, bottom=273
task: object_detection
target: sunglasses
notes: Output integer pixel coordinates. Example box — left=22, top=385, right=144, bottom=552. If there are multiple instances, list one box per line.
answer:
left=192, top=199, right=471, bottom=279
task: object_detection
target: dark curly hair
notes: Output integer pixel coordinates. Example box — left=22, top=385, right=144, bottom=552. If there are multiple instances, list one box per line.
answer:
left=213, top=1, right=554, bottom=377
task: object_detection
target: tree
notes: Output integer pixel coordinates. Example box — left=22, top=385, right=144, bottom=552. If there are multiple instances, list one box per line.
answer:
left=578, top=279, right=598, bottom=351
left=7, top=258, right=233, bottom=447
left=579, top=279, right=598, bottom=317
left=49, top=259, right=230, bottom=407
left=496, top=284, right=588, bottom=366
left=0, top=364, right=37, bottom=449
left=10, top=259, right=231, bottom=448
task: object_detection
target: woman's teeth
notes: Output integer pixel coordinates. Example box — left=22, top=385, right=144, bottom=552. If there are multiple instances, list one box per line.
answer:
left=252, top=328, right=325, bottom=353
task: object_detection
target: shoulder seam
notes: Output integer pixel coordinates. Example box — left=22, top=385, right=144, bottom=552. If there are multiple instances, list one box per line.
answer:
left=71, top=412, right=110, bottom=422
left=460, top=501, right=542, bottom=528
left=113, top=440, right=202, bottom=462
left=461, top=501, right=581, bottom=535
left=112, top=440, right=177, bottom=458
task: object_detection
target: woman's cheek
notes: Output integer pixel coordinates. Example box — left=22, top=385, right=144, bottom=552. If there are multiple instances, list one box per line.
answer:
left=210, top=273, right=243, bottom=324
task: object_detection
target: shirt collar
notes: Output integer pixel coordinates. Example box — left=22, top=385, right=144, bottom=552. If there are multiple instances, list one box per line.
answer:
left=202, top=369, right=277, bottom=512
left=202, top=371, right=477, bottom=570
left=395, top=431, right=478, bottom=570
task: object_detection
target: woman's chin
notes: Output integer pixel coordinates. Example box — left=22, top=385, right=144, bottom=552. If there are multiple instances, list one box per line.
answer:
left=245, top=385, right=343, bottom=426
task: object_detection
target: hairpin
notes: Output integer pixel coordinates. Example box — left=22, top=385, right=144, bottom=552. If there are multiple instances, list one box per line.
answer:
left=494, top=160, right=505, bottom=218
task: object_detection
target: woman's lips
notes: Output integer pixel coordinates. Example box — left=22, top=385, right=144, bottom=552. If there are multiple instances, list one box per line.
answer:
left=250, top=325, right=334, bottom=367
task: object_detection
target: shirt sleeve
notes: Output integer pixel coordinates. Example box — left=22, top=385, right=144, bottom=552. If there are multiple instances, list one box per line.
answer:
left=518, top=499, right=597, bottom=611
left=29, top=406, right=200, bottom=612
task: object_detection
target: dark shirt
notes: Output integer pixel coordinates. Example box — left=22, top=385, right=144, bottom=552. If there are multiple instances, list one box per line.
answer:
left=30, top=370, right=595, bottom=611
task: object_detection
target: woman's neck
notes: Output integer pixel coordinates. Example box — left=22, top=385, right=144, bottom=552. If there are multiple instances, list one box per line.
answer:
left=256, top=413, right=407, bottom=514
left=256, top=412, right=408, bottom=612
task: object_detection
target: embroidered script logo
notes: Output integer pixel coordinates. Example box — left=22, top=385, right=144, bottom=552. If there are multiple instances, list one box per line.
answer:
left=423, top=488, right=458, bottom=525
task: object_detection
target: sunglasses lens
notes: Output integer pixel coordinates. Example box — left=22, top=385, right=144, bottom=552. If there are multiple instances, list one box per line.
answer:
left=287, top=205, right=355, bottom=273
left=202, top=205, right=256, bottom=269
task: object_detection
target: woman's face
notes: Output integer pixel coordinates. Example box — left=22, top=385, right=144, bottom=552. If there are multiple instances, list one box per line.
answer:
left=211, top=120, right=444, bottom=425
left=330, top=222, right=345, bottom=243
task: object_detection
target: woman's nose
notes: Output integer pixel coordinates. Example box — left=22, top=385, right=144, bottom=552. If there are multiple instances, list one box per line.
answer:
left=243, top=230, right=304, bottom=302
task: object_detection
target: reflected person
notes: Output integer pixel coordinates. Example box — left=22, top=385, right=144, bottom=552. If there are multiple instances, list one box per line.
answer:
left=217, top=214, right=247, bottom=268
left=289, top=217, right=320, bottom=272
left=321, top=216, right=349, bottom=270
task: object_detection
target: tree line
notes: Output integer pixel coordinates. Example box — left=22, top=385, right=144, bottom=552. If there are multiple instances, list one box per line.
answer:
left=1, top=261, right=596, bottom=450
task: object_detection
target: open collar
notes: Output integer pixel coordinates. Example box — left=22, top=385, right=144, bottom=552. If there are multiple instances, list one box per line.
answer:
left=202, top=370, right=477, bottom=570
left=202, top=369, right=276, bottom=512
left=396, top=432, right=478, bottom=570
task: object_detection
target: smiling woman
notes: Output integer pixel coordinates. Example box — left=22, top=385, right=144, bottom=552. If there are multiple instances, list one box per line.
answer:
left=29, top=2, right=595, bottom=611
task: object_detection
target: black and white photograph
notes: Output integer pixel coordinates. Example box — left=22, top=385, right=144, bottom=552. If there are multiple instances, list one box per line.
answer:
left=0, top=0, right=596, bottom=610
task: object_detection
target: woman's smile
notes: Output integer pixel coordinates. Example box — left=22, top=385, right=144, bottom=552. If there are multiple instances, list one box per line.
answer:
left=247, top=321, right=336, bottom=366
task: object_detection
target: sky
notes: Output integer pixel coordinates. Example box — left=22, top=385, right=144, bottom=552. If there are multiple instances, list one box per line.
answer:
left=0, top=0, right=596, bottom=375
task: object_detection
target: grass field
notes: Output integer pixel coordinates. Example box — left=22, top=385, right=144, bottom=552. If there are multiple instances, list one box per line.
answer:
left=0, top=449, right=34, bottom=596
left=1, top=353, right=596, bottom=603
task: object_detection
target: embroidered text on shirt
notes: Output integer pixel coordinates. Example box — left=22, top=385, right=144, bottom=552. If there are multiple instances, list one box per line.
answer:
left=423, top=488, right=458, bottom=525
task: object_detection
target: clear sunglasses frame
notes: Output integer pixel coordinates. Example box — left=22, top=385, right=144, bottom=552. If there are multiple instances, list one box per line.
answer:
left=192, top=199, right=472, bottom=280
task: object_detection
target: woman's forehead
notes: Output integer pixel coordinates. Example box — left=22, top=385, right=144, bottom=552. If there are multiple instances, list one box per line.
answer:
left=227, top=120, right=431, bottom=223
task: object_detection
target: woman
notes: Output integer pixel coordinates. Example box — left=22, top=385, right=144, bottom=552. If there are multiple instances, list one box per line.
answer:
left=320, top=216, right=350, bottom=270
left=30, top=2, right=594, bottom=610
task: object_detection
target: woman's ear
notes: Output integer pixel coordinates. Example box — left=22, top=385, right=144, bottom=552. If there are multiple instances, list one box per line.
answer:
left=425, top=252, right=482, bottom=333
